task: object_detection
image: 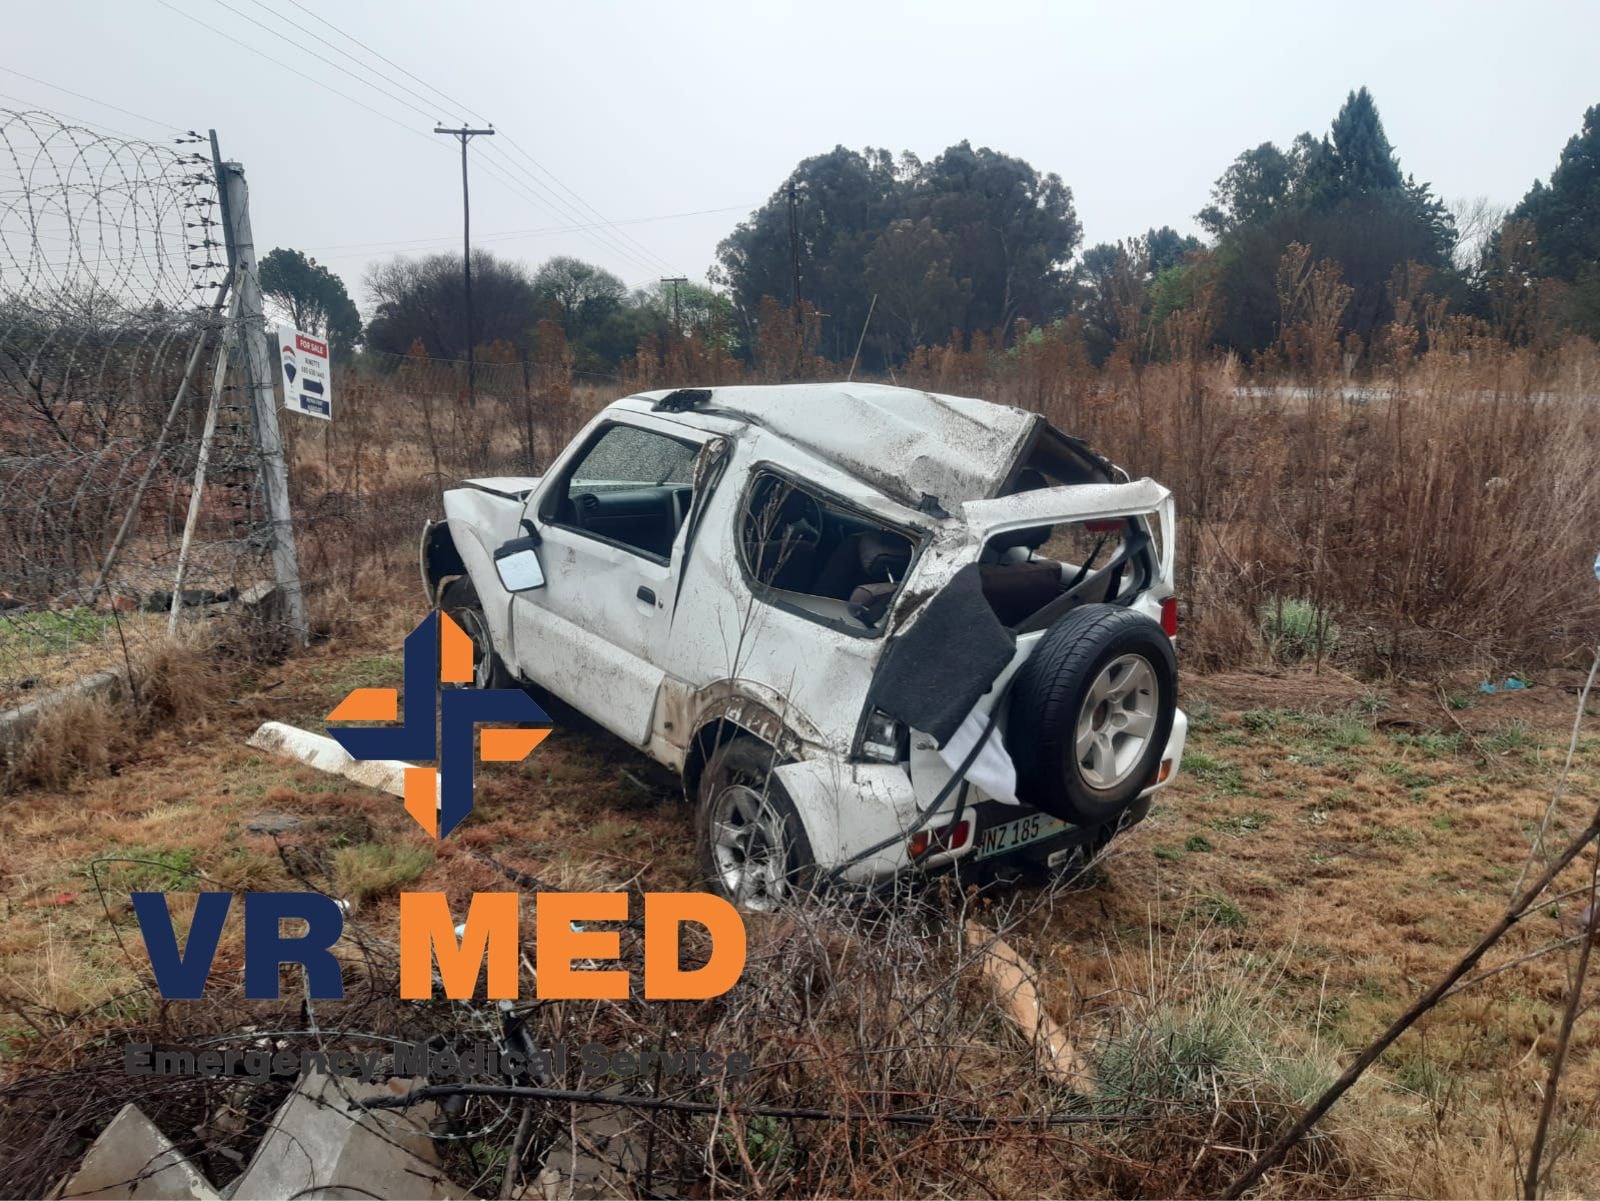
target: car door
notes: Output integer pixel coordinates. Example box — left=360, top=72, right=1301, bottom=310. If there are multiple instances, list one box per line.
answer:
left=509, top=415, right=705, bottom=747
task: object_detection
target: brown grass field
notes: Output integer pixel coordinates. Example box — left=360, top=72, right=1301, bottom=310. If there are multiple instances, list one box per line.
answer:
left=3, top=320, right=1600, bottom=1196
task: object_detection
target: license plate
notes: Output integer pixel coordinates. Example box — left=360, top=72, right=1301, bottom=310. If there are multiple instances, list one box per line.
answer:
left=975, top=811, right=1069, bottom=859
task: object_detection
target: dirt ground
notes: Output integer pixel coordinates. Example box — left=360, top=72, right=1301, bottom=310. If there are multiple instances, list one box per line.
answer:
left=2, top=603, right=1599, bottom=1197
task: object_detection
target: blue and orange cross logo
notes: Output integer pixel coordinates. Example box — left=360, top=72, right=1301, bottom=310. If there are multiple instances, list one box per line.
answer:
left=325, top=611, right=549, bottom=838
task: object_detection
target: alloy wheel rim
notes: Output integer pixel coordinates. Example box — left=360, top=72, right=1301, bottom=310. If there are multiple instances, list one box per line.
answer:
left=1074, top=653, right=1159, bottom=790
left=709, top=783, right=787, bottom=911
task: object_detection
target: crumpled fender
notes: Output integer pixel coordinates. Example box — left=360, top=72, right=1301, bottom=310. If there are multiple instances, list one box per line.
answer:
left=441, top=486, right=526, bottom=653
left=771, top=758, right=924, bottom=884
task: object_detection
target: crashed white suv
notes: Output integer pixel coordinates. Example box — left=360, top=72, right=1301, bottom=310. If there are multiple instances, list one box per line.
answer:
left=421, top=383, right=1186, bottom=906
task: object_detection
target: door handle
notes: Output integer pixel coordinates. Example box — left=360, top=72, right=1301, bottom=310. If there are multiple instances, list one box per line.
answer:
left=636, top=585, right=656, bottom=606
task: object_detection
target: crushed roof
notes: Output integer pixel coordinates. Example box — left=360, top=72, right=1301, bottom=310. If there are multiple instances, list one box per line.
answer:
left=627, top=382, right=1038, bottom=507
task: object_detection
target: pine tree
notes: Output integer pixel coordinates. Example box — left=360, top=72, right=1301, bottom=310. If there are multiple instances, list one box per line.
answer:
left=1327, top=87, right=1403, bottom=196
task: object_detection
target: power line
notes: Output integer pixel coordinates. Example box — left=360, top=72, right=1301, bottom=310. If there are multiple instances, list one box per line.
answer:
left=153, top=0, right=441, bottom=148
left=494, top=132, right=681, bottom=275
left=0, top=67, right=186, bottom=137
left=161, top=0, right=664, bottom=275
left=225, top=0, right=680, bottom=275
left=434, top=124, right=494, bottom=405
left=276, top=0, right=484, bottom=124
left=157, top=0, right=690, bottom=278
left=207, top=0, right=437, bottom=124
left=304, top=202, right=755, bottom=259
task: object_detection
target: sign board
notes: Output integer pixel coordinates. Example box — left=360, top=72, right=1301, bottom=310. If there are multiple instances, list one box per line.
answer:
left=278, top=325, right=332, bottom=420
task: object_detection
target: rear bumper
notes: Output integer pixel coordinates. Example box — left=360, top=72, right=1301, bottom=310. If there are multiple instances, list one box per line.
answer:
left=774, top=707, right=1187, bottom=886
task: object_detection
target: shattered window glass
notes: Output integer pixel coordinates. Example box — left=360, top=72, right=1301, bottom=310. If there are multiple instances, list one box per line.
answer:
left=571, top=424, right=697, bottom=490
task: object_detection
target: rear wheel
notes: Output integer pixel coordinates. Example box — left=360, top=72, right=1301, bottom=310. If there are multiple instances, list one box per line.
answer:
left=440, top=577, right=516, bottom=690
left=1006, top=604, right=1176, bottom=825
left=694, top=737, right=817, bottom=910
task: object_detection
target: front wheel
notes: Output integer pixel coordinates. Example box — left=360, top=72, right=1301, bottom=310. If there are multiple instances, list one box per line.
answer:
left=694, top=737, right=817, bottom=911
left=439, top=577, right=517, bottom=690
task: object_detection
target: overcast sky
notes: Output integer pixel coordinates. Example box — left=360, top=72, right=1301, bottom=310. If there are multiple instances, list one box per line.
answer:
left=5, top=0, right=1596, bottom=314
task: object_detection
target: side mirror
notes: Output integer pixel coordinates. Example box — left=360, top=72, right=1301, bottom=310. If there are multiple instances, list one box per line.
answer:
left=494, top=535, right=546, bottom=592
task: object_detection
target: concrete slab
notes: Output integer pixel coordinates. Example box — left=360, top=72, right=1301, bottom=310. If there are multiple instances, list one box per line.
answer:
left=57, top=1103, right=220, bottom=1200
left=245, top=721, right=438, bottom=805
left=226, top=1071, right=469, bottom=1200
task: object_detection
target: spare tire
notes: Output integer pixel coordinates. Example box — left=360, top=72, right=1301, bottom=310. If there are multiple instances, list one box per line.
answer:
left=1005, top=604, right=1176, bottom=824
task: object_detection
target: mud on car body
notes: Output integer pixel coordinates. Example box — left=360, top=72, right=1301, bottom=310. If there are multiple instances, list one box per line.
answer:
left=421, top=383, right=1187, bottom=908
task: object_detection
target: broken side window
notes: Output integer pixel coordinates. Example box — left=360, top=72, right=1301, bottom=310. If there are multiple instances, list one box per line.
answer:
left=738, top=470, right=918, bottom=634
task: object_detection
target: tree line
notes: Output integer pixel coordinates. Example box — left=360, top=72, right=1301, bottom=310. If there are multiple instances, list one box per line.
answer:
left=263, top=88, right=1600, bottom=374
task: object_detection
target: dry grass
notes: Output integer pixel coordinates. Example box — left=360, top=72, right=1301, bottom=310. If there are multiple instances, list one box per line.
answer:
left=4, top=303, right=1600, bottom=1195
left=904, top=326, right=1600, bottom=676
left=333, top=842, right=435, bottom=910
left=2, top=592, right=1598, bottom=1196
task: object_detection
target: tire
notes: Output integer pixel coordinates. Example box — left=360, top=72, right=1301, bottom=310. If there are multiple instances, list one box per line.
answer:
left=1005, top=604, right=1176, bottom=825
left=694, top=737, right=818, bottom=911
left=439, top=577, right=517, bottom=690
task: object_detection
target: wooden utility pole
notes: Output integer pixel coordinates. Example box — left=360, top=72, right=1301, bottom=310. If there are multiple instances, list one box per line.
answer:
left=786, top=181, right=801, bottom=322
left=659, top=276, right=688, bottom=334
left=434, top=125, right=495, bottom=404
left=212, top=131, right=307, bottom=644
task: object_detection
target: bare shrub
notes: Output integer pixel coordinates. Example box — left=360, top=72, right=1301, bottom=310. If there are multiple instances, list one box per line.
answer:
left=9, top=691, right=120, bottom=790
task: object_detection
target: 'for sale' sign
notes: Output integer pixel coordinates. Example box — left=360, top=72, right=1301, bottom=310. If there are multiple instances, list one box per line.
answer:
left=278, top=325, right=332, bottom=420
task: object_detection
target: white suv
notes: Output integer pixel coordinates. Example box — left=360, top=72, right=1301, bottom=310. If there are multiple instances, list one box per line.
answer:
left=421, top=383, right=1186, bottom=907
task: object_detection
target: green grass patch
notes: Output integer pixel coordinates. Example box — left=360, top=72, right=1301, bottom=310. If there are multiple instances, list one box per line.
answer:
left=1368, top=825, right=1420, bottom=848
left=0, top=607, right=115, bottom=654
left=1184, top=891, right=1248, bottom=930
left=1184, top=833, right=1214, bottom=853
left=1392, top=730, right=1465, bottom=757
left=1209, top=810, right=1274, bottom=836
left=334, top=842, right=434, bottom=907
left=1259, top=597, right=1340, bottom=663
left=88, top=847, right=201, bottom=892
left=1184, top=751, right=1247, bottom=795
left=1484, top=721, right=1537, bottom=755
left=1316, top=716, right=1371, bottom=751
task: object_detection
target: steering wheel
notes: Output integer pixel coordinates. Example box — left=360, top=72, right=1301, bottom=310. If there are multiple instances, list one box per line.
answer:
left=787, top=491, right=824, bottom=543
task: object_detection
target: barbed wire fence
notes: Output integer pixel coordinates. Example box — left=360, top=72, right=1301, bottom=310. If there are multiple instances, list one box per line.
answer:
left=0, top=109, right=291, bottom=758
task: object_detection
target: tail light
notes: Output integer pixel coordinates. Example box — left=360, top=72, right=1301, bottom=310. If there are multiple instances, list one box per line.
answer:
left=1160, top=596, right=1178, bottom=639
left=909, top=819, right=971, bottom=860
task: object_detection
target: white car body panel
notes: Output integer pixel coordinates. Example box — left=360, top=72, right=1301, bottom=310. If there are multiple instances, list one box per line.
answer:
left=427, top=383, right=1187, bottom=885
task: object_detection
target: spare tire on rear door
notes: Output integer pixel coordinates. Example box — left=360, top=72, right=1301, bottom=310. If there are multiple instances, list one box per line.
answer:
left=1004, top=604, right=1176, bottom=825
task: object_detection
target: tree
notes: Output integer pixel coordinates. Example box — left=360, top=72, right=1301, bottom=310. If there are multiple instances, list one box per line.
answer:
left=531, top=256, right=627, bottom=336
left=1324, top=86, right=1403, bottom=195
left=1198, top=143, right=1299, bottom=237
left=908, top=141, right=1080, bottom=333
left=1198, top=88, right=1457, bottom=353
left=1072, top=228, right=1203, bottom=365
left=1503, top=104, right=1600, bottom=337
left=714, top=145, right=904, bottom=362
left=259, top=248, right=362, bottom=354
left=1145, top=226, right=1203, bottom=275
left=714, top=141, right=1078, bottom=364
left=362, top=250, right=536, bottom=359
left=863, top=218, right=970, bottom=359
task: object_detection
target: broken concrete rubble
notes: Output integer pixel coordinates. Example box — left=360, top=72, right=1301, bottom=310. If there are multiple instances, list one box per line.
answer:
left=60, top=1072, right=473, bottom=1201
left=56, top=1103, right=220, bottom=1200
left=226, top=1071, right=465, bottom=1200
left=246, top=720, right=439, bottom=806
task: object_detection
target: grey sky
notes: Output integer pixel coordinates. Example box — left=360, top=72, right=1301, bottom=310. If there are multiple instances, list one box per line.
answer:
left=5, top=0, right=1596, bottom=313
